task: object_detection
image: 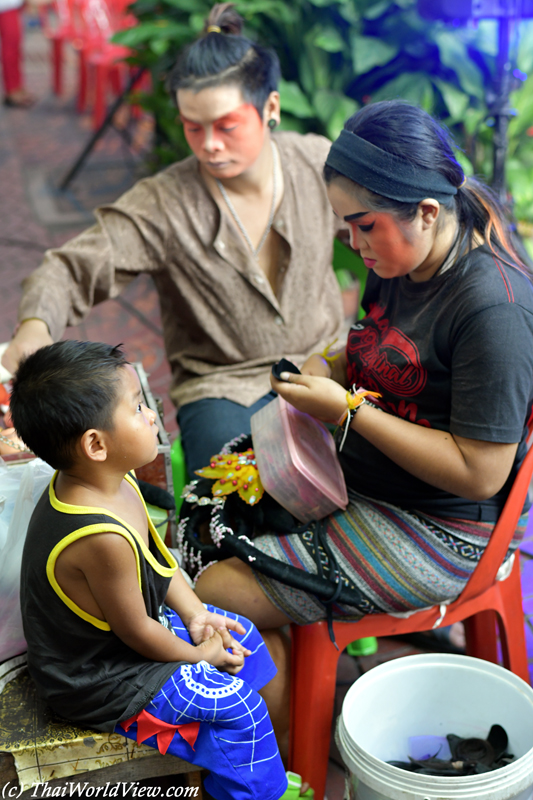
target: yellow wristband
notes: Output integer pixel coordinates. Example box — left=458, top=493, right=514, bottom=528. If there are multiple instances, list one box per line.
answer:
left=312, top=338, right=342, bottom=366
left=338, top=389, right=382, bottom=425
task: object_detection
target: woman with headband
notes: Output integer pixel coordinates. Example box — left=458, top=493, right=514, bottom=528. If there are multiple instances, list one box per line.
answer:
left=196, top=99, right=533, bottom=742
left=2, top=2, right=345, bottom=475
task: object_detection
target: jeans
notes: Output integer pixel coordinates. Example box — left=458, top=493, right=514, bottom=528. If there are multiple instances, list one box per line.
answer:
left=177, top=391, right=277, bottom=474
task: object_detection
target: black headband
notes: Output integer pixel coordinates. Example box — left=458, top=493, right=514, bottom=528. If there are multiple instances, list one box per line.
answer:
left=325, top=129, right=459, bottom=203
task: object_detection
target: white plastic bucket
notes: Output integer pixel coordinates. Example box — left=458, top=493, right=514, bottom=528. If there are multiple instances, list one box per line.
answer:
left=336, top=654, right=533, bottom=800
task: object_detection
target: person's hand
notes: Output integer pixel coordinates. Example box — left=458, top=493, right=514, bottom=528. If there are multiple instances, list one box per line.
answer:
left=271, top=372, right=348, bottom=423
left=188, top=609, right=249, bottom=655
left=300, top=353, right=331, bottom=378
left=1, top=320, right=53, bottom=376
left=196, top=629, right=246, bottom=675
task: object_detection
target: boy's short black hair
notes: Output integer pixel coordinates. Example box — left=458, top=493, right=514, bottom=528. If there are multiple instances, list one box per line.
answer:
left=10, top=340, right=128, bottom=470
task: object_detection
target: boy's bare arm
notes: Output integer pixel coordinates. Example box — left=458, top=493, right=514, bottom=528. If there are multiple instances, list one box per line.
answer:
left=63, top=533, right=245, bottom=673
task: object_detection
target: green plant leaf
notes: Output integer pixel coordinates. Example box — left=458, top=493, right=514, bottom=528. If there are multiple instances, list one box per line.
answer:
left=338, top=2, right=359, bottom=24
left=362, top=0, right=391, bottom=20
left=462, top=106, right=485, bottom=137
left=279, top=79, right=314, bottom=118
left=313, top=88, right=358, bottom=139
left=433, top=30, right=484, bottom=99
left=517, top=19, right=533, bottom=74
left=235, top=0, right=298, bottom=23
left=371, top=71, right=433, bottom=108
left=279, top=113, right=308, bottom=133
left=473, top=19, right=498, bottom=57
left=160, top=0, right=203, bottom=11
left=150, top=39, right=170, bottom=55
left=351, top=34, right=398, bottom=74
left=112, top=20, right=191, bottom=47
left=313, top=26, right=346, bottom=53
left=189, top=12, right=205, bottom=32
left=433, top=78, right=469, bottom=122
left=454, top=150, right=474, bottom=177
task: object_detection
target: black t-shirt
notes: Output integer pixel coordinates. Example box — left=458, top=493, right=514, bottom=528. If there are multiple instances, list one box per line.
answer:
left=339, top=246, right=533, bottom=521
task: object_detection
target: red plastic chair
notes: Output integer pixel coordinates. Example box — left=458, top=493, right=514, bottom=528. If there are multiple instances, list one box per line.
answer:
left=289, top=442, right=533, bottom=800
left=39, top=0, right=79, bottom=95
left=76, top=0, right=131, bottom=128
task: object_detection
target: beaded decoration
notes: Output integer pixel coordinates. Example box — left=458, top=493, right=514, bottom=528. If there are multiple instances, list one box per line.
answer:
left=195, top=448, right=264, bottom=506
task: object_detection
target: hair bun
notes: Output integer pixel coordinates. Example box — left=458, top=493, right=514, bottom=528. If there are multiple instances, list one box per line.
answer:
left=204, top=3, right=243, bottom=36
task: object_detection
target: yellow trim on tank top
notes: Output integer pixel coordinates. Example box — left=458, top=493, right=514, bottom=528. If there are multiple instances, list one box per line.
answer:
left=46, top=524, right=143, bottom=631
left=48, top=472, right=177, bottom=578
left=125, top=474, right=178, bottom=571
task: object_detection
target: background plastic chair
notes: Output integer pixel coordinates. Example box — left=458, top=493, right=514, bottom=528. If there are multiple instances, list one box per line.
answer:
left=41, top=0, right=133, bottom=127
left=289, top=442, right=533, bottom=800
left=39, top=0, right=80, bottom=96
left=75, top=0, right=132, bottom=128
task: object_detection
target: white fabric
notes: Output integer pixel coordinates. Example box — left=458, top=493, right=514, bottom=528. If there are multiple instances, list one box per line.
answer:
left=0, top=0, right=23, bottom=14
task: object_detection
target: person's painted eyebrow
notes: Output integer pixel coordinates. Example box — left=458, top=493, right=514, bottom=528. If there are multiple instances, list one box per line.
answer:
left=179, top=106, right=247, bottom=126
left=344, top=212, right=369, bottom=221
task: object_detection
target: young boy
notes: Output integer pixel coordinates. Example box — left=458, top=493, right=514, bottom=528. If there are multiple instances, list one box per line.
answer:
left=11, top=340, right=299, bottom=800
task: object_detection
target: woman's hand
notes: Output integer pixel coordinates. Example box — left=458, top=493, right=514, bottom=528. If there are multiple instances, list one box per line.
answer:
left=300, top=353, right=331, bottom=378
left=271, top=372, right=348, bottom=423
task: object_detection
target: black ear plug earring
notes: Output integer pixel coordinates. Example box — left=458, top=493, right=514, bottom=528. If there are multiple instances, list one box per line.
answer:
left=268, top=119, right=278, bottom=130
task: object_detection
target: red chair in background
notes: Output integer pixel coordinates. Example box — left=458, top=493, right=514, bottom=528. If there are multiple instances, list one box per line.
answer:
left=289, top=441, right=533, bottom=800
left=76, top=0, right=132, bottom=128
left=40, top=0, right=135, bottom=128
left=39, top=0, right=79, bottom=96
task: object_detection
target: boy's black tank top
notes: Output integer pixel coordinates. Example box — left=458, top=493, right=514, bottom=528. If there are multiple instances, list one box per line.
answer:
left=20, top=473, right=184, bottom=732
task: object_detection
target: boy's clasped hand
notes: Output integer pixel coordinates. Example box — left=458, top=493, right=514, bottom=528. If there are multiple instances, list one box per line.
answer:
left=187, top=609, right=251, bottom=675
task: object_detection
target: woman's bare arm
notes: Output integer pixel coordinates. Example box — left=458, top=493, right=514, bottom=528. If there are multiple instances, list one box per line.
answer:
left=271, top=372, right=518, bottom=501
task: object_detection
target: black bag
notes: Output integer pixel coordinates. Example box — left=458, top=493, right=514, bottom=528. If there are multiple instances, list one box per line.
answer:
left=177, top=436, right=365, bottom=611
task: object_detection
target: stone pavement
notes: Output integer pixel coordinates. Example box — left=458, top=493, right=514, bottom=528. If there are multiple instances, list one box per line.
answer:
left=2, top=18, right=533, bottom=800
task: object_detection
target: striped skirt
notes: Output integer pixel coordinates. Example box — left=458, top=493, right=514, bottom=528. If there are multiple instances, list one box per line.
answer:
left=251, top=490, right=528, bottom=625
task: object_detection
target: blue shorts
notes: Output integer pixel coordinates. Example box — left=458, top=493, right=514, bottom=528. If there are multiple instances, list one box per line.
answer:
left=115, top=605, right=288, bottom=800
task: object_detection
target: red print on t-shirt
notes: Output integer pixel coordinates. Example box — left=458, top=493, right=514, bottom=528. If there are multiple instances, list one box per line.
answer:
left=347, top=304, right=427, bottom=398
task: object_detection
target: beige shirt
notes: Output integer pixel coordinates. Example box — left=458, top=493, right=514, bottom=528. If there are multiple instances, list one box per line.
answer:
left=19, top=132, right=344, bottom=409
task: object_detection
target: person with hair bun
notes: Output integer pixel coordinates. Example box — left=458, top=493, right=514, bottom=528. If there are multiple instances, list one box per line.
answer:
left=3, top=2, right=345, bottom=474
left=195, top=99, right=533, bottom=738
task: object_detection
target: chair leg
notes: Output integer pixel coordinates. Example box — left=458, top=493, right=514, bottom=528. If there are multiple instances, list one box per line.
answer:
left=497, top=558, right=530, bottom=683
left=289, top=622, right=341, bottom=800
left=92, top=63, right=107, bottom=129
left=52, top=38, right=63, bottom=95
left=464, top=610, right=499, bottom=663
left=77, top=51, right=88, bottom=113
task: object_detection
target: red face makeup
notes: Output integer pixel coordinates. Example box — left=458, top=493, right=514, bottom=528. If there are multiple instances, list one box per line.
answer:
left=326, top=179, right=438, bottom=282
left=180, top=103, right=265, bottom=177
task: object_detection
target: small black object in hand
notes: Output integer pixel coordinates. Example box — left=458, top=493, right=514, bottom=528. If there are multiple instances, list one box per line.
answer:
left=271, top=359, right=301, bottom=382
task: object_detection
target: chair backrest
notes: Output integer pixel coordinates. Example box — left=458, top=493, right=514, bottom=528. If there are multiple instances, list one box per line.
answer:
left=457, top=441, right=533, bottom=603
left=39, top=0, right=74, bottom=37
left=78, top=0, right=118, bottom=48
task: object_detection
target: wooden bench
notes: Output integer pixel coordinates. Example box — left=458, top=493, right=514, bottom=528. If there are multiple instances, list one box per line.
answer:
left=0, top=657, right=204, bottom=799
